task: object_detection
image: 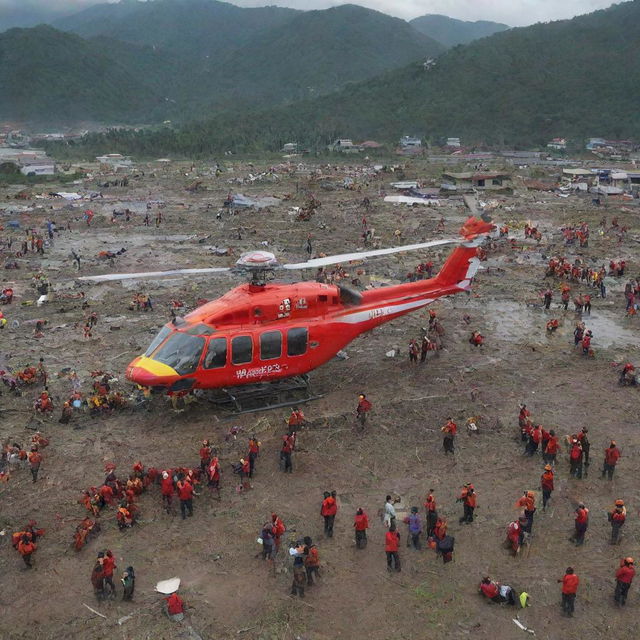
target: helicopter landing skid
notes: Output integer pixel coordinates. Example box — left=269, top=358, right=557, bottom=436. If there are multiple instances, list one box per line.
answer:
left=201, top=375, right=323, bottom=416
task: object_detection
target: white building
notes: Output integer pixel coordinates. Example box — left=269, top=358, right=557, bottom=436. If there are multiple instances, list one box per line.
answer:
left=547, top=137, right=567, bottom=150
left=19, top=159, right=55, bottom=176
left=400, top=136, right=422, bottom=148
left=446, top=137, right=461, bottom=148
left=96, top=153, right=133, bottom=169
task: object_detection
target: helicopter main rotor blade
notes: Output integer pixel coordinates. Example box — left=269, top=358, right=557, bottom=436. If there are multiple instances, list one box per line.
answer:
left=78, top=267, right=231, bottom=283
left=280, top=238, right=459, bottom=270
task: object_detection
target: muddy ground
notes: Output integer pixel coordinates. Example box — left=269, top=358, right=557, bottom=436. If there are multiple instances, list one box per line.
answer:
left=1, top=156, right=639, bottom=640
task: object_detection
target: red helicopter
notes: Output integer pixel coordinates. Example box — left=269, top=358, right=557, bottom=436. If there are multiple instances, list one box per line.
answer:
left=80, top=217, right=495, bottom=405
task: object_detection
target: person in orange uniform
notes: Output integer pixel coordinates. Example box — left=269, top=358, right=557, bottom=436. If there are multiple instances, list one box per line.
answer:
left=354, top=508, right=369, bottom=548
left=28, top=446, right=43, bottom=483
left=271, top=513, right=286, bottom=553
left=543, top=430, right=560, bottom=464
left=458, top=484, right=477, bottom=524
left=288, top=407, right=306, bottom=429
left=176, top=474, right=194, bottom=520
left=165, top=592, right=186, bottom=621
left=515, top=491, right=536, bottom=533
left=385, top=524, right=401, bottom=572
left=17, top=534, right=37, bottom=568
left=280, top=432, right=295, bottom=473
left=615, top=557, right=635, bottom=606
left=572, top=503, right=589, bottom=545
left=540, top=465, right=554, bottom=510
left=441, top=418, right=457, bottom=454
left=303, top=536, right=320, bottom=586
left=424, top=490, right=438, bottom=536
left=602, top=441, right=621, bottom=480
left=609, top=500, right=627, bottom=545
left=321, top=491, right=338, bottom=538
left=559, top=567, right=579, bottom=616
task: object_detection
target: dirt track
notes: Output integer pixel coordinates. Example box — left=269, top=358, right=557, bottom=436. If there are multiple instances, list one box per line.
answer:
left=1, top=157, right=639, bottom=640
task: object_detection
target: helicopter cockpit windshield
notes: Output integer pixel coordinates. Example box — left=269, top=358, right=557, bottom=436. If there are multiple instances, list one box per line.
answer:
left=152, top=332, right=205, bottom=375
left=144, top=326, right=172, bottom=357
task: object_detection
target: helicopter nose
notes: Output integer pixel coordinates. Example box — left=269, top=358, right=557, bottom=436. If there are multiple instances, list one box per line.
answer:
left=126, top=356, right=179, bottom=386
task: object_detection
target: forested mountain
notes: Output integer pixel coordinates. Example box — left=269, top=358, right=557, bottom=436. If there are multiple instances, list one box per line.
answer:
left=1, top=2, right=443, bottom=122
left=0, top=26, right=163, bottom=123
left=48, top=0, right=640, bottom=156
left=410, top=14, right=509, bottom=47
left=55, top=0, right=301, bottom=59
left=202, top=5, right=444, bottom=107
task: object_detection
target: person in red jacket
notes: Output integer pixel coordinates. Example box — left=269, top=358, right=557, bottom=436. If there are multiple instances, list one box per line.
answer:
left=572, top=503, right=589, bottom=545
left=356, top=394, right=372, bottom=428
left=198, top=440, right=212, bottom=474
left=303, top=536, right=320, bottom=586
left=271, top=513, right=286, bottom=552
left=161, top=471, right=174, bottom=513
left=247, top=436, right=260, bottom=477
left=568, top=438, right=583, bottom=479
left=101, top=550, right=117, bottom=597
left=540, top=465, right=554, bottom=510
left=506, top=516, right=526, bottom=555
left=458, top=484, right=477, bottom=524
left=385, top=524, right=401, bottom=572
left=207, top=457, right=221, bottom=500
left=354, top=508, right=369, bottom=549
left=602, top=441, right=621, bottom=480
left=479, top=577, right=501, bottom=602
left=424, top=490, right=438, bottom=536
left=615, top=557, right=635, bottom=606
left=441, top=418, right=457, bottom=454
left=609, top=500, right=626, bottom=544
left=321, top=491, right=338, bottom=538
left=17, top=534, right=37, bottom=568
left=559, top=566, right=579, bottom=616
left=165, top=592, right=185, bottom=621
left=176, top=474, right=194, bottom=520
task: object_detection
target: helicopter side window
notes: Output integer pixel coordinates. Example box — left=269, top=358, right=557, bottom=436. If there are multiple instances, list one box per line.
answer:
left=203, top=337, right=227, bottom=369
left=153, top=333, right=205, bottom=375
left=260, top=331, right=282, bottom=360
left=287, top=328, right=308, bottom=356
left=232, top=335, right=253, bottom=365
left=144, top=326, right=172, bottom=357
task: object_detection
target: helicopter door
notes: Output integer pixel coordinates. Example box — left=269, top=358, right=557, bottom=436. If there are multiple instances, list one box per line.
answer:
left=260, top=331, right=282, bottom=360
left=287, top=327, right=308, bottom=356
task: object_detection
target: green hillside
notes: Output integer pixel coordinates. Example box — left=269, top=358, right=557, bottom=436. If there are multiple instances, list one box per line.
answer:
left=55, top=0, right=300, bottom=59
left=203, top=4, right=444, bottom=107
left=410, top=14, right=509, bottom=47
left=0, top=26, right=162, bottom=123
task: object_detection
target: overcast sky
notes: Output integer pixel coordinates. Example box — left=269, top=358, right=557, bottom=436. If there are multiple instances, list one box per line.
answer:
left=0, top=0, right=618, bottom=27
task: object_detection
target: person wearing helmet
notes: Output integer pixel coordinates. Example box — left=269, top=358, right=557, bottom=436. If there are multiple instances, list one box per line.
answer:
left=540, top=465, right=554, bottom=511
left=615, top=558, right=635, bottom=606
left=608, top=500, right=627, bottom=545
